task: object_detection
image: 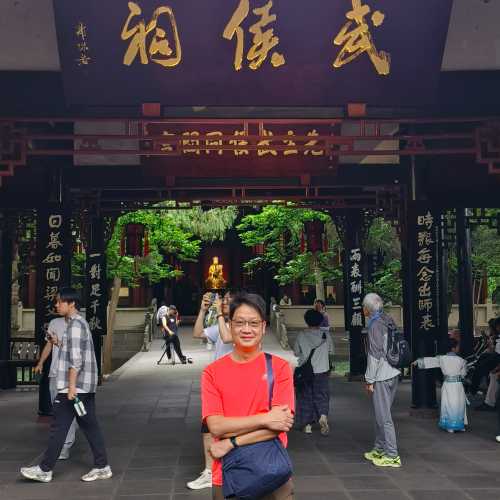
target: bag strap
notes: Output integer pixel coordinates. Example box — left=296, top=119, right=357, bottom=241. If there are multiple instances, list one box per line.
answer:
left=307, top=336, right=327, bottom=362
left=264, top=353, right=274, bottom=410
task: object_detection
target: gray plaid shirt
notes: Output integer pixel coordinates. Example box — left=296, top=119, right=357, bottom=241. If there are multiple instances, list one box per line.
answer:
left=56, top=314, right=98, bottom=393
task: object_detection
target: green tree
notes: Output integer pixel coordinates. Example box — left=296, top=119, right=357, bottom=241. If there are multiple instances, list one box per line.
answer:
left=470, top=213, right=500, bottom=301
left=237, top=204, right=342, bottom=298
left=102, top=206, right=236, bottom=374
left=364, top=218, right=402, bottom=305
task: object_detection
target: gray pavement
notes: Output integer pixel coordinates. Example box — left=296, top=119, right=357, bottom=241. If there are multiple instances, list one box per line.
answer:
left=1, top=327, right=500, bottom=500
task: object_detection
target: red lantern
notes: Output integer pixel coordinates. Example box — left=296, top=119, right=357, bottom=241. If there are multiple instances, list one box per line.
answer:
left=304, top=220, right=324, bottom=253
left=143, top=230, right=150, bottom=257
left=300, top=231, right=306, bottom=253
left=121, top=223, right=146, bottom=257
left=253, top=243, right=265, bottom=256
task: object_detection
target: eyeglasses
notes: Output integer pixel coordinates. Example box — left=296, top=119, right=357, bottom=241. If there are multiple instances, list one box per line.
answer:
left=231, top=319, right=263, bottom=330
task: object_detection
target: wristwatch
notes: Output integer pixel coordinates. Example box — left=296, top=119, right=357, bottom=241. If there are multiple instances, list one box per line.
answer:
left=230, top=436, right=239, bottom=448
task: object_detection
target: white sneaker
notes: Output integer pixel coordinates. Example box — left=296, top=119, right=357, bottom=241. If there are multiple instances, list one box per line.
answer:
left=319, top=415, right=330, bottom=436
left=303, top=424, right=312, bottom=434
left=81, top=465, right=113, bottom=482
left=187, top=468, right=212, bottom=490
left=20, top=465, right=52, bottom=483
left=495, top=435, right=500, bottom=443
left=58, top=448, right=70, bottom=460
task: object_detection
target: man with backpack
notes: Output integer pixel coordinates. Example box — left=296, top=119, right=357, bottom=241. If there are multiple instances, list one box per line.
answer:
left=362, top=293, right=402, bottom=468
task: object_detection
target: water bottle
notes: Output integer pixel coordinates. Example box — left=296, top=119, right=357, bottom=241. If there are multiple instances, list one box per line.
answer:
left=74, top=397, right=87, bottom=417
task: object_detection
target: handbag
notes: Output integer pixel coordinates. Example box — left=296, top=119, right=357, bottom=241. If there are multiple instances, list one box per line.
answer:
left=294, top=334, right=327, bottom=390
left=222, top=353, right=293, bottom=499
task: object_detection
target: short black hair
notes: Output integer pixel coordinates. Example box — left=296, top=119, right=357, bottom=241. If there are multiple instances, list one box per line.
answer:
left=494, top=317, right=500, bottom=329
left=229, top=292, right=266, bottom=320
left=448, top=338, right=459, bottom=351
left=58, top=287, right=81, bottom=309
left=314, top=299, right=326, bottom=308
left=304, top=309, right=324, bottom=327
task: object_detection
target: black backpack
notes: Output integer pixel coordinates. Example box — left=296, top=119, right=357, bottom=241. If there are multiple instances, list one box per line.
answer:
left=386, top=321, right=412, bottom=369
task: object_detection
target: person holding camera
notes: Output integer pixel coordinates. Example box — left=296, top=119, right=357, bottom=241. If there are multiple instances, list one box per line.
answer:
left=187, top=291, right=234, bottom=490
left=159, top=304, right=189, bottom=364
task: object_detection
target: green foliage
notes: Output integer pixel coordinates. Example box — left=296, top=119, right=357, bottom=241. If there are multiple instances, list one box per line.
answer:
left=274, top=251, right=343, bottom=286
left=365, top=218, right=401, bottom=260
left=365, top=259, right=402, bottom=305
left=364, top=218, right=402, bottom=305
left=470, top=215, right=500, bottom=299
left=105, top=206, right=237, bottom=286
left=172, top=206, right=238, bottom=242
left=445, top=209, right=500, bottom=305
left=106, top=211, right=199, bottom=287
left=71, top=252, right=86, bottom=290
left=237, top=204, right=342, bottom=286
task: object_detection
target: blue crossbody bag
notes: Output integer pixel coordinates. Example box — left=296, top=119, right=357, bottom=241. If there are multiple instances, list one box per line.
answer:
left=222, top=353, right=293, bottom=499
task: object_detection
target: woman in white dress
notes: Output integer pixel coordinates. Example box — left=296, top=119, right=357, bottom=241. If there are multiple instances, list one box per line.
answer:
left=416, top=338, right=468, bottom=433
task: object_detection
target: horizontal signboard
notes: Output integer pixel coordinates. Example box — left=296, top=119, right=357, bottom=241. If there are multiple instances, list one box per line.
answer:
left=54, top=0, right=453, bottom=107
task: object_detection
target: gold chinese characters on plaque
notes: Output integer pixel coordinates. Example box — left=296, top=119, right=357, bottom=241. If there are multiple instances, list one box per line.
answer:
left=157, top=128, right=327, bottom=157
left=75, top=22, right=92, bottom=66
left=121, top=1, right=181, bottom=68
left=118, top=1, right=392, bottom=76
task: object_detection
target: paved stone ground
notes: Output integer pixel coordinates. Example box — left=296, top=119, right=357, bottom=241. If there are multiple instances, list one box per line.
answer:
left=1, top=327, right=500, bottom=500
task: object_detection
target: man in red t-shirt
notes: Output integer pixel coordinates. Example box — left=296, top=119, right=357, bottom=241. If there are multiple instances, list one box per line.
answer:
left=202, top=293, right=295, bottom=500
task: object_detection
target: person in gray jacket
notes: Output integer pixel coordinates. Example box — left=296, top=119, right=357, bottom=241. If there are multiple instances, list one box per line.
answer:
left=362, top=293, right=402, bottom=468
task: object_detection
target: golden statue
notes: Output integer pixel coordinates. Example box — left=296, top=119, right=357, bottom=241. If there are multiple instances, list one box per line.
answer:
left=205, top=256, right=227, bottom=290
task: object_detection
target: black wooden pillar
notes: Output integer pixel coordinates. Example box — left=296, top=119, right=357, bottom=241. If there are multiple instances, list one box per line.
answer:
left=85, top=216, right=108, bottom=380
left=455, top=208, right=474, bottom=357
left=0, top=217, right=14, bottom=389
left=406, top=202, right=448, bottom=411
left=335, top=210, right=369, bottom=380
left=35, top=167, right=71, bottom=416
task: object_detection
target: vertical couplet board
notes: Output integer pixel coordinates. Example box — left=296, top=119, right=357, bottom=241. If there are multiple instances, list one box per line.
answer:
left=35, top=203, right=71, bottom=415
left=409, top=204, right=444, bottom=348
left=35, top=205, right=72, bottom=346
left=85, top=252, right=108, bottom=337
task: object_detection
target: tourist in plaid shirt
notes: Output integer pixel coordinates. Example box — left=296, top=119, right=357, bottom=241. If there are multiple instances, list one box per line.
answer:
left=55, top=314, right=98, bottom=394
left=21, top=287, right=112, bottom=483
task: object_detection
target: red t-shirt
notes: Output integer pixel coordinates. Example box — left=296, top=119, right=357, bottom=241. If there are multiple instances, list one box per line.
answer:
left=201, top=352, right=294, bottom=486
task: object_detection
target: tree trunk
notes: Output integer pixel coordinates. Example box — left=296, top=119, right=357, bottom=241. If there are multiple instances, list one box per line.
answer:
left=103, top=276, right=121, bottom=375
left=313, top=256, right=325, bottom=301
